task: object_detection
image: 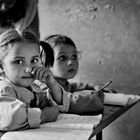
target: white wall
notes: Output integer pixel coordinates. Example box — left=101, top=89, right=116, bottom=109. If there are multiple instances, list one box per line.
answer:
left=39, top=0, right=140, bottom=139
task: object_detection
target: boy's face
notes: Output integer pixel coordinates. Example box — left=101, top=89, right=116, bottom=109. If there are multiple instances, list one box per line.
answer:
left=50, top=44, right=79, bottom=80
left=2, top=42, right=41, bottom=87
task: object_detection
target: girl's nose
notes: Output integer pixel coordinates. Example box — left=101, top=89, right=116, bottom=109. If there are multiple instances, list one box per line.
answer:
left=24, top=66, right=32, bottom=73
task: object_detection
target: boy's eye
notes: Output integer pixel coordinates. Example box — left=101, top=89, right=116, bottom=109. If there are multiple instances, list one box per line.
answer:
left=71, top=54, right=78, bottom=60
left=58, top=55, right=67, bottom=61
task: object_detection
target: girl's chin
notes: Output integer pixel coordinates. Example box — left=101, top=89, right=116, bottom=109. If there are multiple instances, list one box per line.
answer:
left=19, top=80, right=34, bottom=87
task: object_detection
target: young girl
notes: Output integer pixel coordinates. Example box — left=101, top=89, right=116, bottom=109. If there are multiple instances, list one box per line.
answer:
left=0, top=30, right=69, bottom=133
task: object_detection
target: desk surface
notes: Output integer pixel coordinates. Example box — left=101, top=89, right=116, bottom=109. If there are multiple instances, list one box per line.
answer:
left=88, top=101, right=139, bottom=140
left=1, top=101, right=139, bottom=140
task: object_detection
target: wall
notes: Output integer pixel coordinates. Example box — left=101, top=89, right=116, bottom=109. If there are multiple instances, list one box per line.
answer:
left=38, top=0, right=140, bottom=139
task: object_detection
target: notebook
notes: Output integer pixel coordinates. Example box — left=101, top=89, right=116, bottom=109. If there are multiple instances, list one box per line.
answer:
left=104, top=93, right=140, bottom=106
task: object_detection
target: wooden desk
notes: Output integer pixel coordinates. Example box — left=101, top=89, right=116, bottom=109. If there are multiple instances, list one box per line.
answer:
left=88, top=102, right=139, bottom=140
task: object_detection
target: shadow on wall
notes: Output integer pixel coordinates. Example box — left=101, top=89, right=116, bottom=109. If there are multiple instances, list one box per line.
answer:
left=39, top=0, right=140, bottom=140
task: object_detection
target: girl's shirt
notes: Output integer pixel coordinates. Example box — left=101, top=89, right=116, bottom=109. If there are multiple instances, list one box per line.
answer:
left=0, top=77, right=70, bottom=132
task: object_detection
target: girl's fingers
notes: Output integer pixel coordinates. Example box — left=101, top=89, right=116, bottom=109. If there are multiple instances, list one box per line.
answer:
left=31, top=66, right=39, bottom=76
left=32, top=67, right=52, bottom=82
left=33, top=67, right=43, bottom=79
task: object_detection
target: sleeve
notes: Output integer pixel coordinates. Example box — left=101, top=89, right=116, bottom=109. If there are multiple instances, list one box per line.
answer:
left=70, top=82, right=95, bottom=92
left=0, top=86, right=41, bottom=131
left=45, top=87, right=70, bottom=113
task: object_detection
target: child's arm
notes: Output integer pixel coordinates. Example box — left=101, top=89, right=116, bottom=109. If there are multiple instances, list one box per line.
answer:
left=32, top=67, right=65, bottom=104
left=70, top=81, right=116, bottom=93
left=70, top=82, right=95, bottom=92
left=40, top=106, right=59, bottom=123
left=0, top=84, right=42, bottom=131
left=0, top=98, right=41, bottom=131
left=34, top=78, right=70, bottom=113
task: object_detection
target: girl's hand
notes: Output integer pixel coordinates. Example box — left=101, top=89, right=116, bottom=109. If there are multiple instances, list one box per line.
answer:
left=31, top=66, right=55, bottom=85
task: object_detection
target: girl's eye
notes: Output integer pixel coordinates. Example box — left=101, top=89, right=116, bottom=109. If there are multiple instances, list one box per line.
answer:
left=31, top=58, right=40, bottom=64
left=58, top=55, right=67, bottom=61
left=14, top=60, right=23, bottom=64
left=71, top=54, right=78, bottom=60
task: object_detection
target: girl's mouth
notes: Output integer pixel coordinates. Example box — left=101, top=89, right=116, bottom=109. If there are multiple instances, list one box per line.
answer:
left=22, top=75, right=33, bottom=79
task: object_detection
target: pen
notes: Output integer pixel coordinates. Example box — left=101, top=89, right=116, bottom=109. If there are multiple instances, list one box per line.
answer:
left=96, top=81, right=112, bottom=92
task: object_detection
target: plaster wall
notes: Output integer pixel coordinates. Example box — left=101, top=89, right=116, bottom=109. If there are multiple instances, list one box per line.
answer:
left=39, top=0, right=140, bottom=139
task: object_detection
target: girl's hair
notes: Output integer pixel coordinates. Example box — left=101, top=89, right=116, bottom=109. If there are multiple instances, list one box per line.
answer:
left=40, top=41, right=54, bottom=67
left=0, top=29, right=39, bottom=68
left=44, top=34, right=76, bottom=49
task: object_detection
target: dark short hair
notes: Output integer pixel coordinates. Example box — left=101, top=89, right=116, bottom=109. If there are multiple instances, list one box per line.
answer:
left=44, top=34, right=76, bottom=48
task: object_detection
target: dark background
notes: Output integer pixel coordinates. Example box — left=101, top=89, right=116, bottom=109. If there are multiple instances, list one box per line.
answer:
left=39, top=0, right=140, bottom=139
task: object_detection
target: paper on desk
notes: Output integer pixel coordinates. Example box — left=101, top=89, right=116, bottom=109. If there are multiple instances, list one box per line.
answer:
left=104, top=93, right=140, bottom=106
left=42, top=113, right=102, bottom=130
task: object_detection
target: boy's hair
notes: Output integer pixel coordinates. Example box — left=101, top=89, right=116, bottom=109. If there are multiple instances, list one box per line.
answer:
left=40, top=41, right=54, bottom=67
left=44, top=34, right=76, bottom=49
left=0, top=29, right=39, bottom=68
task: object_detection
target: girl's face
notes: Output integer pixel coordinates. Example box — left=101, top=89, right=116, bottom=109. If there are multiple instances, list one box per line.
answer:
left=2, top=42, right=41, bottom=87
left=0, top=0, right=16, bottom=12
left=50, top=45, right=79, bottom=80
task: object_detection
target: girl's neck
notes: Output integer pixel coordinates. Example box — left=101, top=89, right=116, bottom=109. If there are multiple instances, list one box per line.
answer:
left=55, top=77, right=67, bottom=82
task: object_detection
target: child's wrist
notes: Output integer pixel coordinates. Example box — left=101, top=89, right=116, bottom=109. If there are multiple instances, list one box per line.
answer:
left=46, top=78, right=57, bottom=88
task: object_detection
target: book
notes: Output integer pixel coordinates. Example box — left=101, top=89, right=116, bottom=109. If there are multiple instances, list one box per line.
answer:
left=104, top=93, right=140, bottom=106
left=43, top=113, right=102, bottom=130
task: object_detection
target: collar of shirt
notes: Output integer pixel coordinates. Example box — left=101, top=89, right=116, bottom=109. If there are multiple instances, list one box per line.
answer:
left=55, top=77, right=71, bottom=92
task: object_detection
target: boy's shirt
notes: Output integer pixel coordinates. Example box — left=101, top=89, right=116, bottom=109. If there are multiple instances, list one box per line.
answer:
left=55, top=78, right=104, bottom=115
left=55, top=77, right=95, bottom=93
left=0, top=77, right=69, bottom=132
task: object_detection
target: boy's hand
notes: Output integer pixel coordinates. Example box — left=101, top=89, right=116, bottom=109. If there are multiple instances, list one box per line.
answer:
left=91, top=88, right=105, bottom=103
left=40, top=106, right=59, bottom=123
left=31, top=67, right=55, bottom=85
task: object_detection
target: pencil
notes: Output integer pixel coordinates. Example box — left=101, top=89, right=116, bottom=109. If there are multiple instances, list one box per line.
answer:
left=96, top=81, right=112, bottom=92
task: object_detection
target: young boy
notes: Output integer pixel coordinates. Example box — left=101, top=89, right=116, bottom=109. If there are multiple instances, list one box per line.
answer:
left=42, top=34, right=140, bottom=114
left=41, top=35, right=105, bottom=115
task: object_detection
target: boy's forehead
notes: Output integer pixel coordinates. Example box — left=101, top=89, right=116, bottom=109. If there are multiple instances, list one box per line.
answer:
left=54, top=44, right=77, bottom=53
